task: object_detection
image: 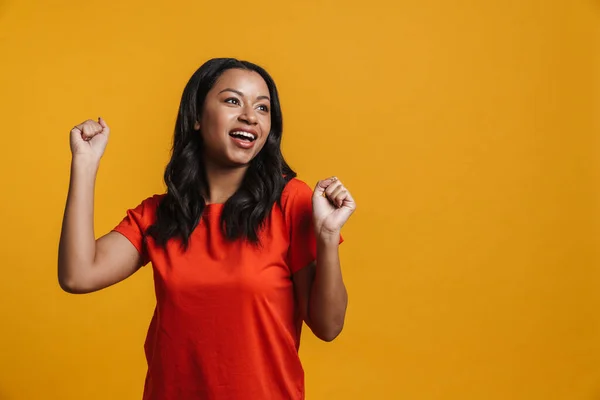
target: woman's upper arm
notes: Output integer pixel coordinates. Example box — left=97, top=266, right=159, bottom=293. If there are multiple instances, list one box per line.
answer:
left=292, top=261, right=316, bottom=325
left=69, top=231, right=143, bottom=294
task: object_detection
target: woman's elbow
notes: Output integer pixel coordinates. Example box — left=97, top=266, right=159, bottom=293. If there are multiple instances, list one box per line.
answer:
left=313, top=321, right=345, bottom=342
left=58, top=275, right=81, bottom=294
left=58, top=270, right=90, bottom=294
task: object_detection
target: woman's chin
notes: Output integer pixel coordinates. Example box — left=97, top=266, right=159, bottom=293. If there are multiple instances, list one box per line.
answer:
left=220, top=155, right=254, bottom=169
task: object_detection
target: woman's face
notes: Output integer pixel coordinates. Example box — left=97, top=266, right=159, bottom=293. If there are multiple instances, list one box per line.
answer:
left=196, top=68, right=272, bottom=168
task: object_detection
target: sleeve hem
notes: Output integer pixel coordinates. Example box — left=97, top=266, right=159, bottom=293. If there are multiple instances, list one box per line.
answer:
left=112, top=226, right=148, bottom=266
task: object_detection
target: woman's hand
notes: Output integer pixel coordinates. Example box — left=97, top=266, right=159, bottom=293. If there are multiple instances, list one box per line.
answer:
left=312, top=177, right=356, bottom=240
left=70, top=117, right=110, bottom=163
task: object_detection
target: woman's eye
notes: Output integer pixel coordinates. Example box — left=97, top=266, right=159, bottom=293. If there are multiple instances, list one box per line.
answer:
left=257, top=104, right=269, bottom=112
left=225, top=98, right=240, bottom=105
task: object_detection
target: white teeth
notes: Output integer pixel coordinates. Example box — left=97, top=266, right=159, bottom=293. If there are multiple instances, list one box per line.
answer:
left=231, top=131, right=256, bottom=140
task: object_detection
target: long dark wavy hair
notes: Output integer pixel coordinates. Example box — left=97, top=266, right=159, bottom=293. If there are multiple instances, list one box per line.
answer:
left=146, top=58, right=296, bottom=249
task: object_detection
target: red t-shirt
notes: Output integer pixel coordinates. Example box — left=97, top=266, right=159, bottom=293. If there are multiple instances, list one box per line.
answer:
left=112, top=178, right=341, bottom=399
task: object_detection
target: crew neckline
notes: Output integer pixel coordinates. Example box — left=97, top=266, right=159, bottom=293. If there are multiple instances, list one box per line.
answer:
left=203, top=202, right=224, bottom=215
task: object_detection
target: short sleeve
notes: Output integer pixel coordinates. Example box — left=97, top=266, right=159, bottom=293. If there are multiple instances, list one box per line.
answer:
left=284, top=179, right=343, bottom=274
left=111, top=195, right=161, bottom=267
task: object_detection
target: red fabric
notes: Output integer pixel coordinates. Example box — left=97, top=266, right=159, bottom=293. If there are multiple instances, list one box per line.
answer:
left=112, top=178, right=342, bottom=400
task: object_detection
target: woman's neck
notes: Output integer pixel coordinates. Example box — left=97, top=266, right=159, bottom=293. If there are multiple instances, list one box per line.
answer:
left=204, top=163, right=248, bottom=204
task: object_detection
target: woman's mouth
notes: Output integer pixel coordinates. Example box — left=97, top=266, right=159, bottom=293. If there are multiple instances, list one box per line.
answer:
left=229, top=130, right=257, bottom=149
left=229, top=130, right=257, bottom=142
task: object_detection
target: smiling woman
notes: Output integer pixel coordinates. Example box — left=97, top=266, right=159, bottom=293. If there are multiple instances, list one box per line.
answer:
left=196, top=70, right=272, bottom=168
left=57, top=58, right=356, bottom=400
left=148, top=61, right=293, bottom=246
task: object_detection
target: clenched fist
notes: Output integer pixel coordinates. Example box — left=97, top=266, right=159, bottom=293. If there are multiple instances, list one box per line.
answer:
left=312, top=176, right=356, bottom=240
left=70, top=117, right=110, bottom=162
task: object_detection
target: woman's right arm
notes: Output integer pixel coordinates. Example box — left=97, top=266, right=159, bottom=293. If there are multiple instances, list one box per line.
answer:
left=58, top=118, right=142, bottom=294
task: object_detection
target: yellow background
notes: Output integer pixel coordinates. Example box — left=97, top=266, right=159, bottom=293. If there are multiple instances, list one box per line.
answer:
left=1, top=0, right=599, bottom=399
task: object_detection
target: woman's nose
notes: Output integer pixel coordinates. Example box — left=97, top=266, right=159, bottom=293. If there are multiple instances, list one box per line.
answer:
left=239, top=105, right=258, bottom=124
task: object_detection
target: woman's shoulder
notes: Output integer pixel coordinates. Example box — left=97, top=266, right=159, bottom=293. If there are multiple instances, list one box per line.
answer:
left=281, top=177, right=313, bottom=200
left=123, top=193, right=166, bottom=221
left=135, top=193, right=166, bottom=209
left=113, top=193, right=166, bottom=236
left=280, top=177, right=314, bottom=215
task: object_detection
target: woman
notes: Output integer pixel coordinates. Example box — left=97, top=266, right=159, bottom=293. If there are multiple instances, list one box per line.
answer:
left=58, top=58, right=356, bottom=399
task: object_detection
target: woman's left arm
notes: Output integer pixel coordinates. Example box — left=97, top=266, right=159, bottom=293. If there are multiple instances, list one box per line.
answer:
left=293, top=177, right=356, bottom=342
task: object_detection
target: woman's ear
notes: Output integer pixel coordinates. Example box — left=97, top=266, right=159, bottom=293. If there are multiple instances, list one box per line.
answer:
left=194, top=121, right=201, bottom=131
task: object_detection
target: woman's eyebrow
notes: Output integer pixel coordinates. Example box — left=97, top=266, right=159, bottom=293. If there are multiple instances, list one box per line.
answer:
left=218, top=88, right=270, bottom=102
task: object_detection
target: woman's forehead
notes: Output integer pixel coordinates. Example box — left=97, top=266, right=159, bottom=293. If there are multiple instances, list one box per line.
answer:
left=212, top=69, right=269, bottom=97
